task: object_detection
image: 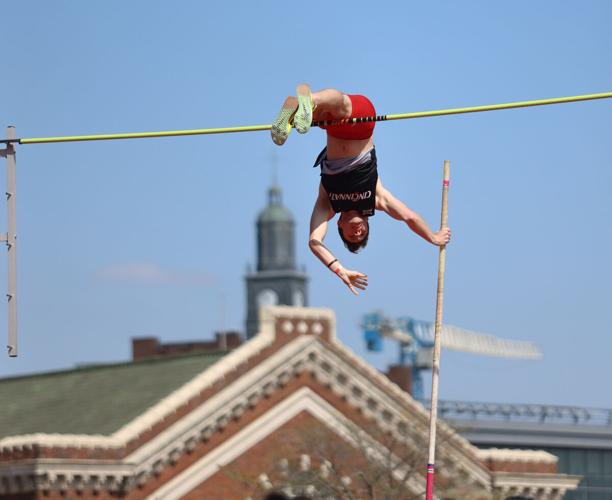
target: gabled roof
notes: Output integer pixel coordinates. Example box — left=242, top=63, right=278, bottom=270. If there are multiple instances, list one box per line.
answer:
left=0, top=306, right=579, bottom=499
left=0, top=352, right=225, bottom=437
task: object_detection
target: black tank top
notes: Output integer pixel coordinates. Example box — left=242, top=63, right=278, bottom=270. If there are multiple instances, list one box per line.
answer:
left=318, top=148, right=378, bottom=216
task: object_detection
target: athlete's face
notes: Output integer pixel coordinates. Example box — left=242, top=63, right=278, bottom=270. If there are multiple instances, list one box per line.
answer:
left=338, top=212, right=369, bottom=243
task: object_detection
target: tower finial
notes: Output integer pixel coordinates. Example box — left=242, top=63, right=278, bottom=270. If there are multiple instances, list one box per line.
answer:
left=268, top=184, right=282, bottom=206
left=270, top=149, right=279, bottom=188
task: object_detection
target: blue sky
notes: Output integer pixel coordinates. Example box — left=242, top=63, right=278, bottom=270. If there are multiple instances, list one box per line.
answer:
left=1, top=1, right=611, bottom=409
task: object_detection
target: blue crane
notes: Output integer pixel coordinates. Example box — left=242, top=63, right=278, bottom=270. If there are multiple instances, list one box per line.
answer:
left=363, top=311, right=542, bottom=401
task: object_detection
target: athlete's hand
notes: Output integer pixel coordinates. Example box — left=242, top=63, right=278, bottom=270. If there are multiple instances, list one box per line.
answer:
left=432, top=227, right=451, bottom=246
left=334, top=267, right=368, bottom=295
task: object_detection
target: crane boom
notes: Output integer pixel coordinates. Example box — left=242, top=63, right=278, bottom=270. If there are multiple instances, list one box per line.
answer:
left=410, top=320, right=542, bottom=359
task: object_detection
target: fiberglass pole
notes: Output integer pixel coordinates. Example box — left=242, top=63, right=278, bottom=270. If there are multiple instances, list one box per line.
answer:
left=425, top=160, right=450, bottom=500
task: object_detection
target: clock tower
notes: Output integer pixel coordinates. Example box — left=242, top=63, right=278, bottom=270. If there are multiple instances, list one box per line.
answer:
left=245, top=184, right=308, bottom=339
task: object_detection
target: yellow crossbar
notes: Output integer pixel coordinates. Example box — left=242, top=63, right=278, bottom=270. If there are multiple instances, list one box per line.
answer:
left=385, top=91, right=612, bottom=121
left=15, top=91, right=612, bottom=145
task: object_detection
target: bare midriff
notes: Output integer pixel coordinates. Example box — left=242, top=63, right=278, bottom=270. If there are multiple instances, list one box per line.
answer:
left=325, top=135, right=374, bottom=160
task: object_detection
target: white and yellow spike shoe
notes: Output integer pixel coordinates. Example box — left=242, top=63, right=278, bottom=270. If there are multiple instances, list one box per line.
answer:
left=271, top=96, right=298, bottom=146
left=294, top=84, right=314, bottom=134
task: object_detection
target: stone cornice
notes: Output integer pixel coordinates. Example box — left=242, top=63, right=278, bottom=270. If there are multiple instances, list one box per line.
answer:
left=245, top=270, right=309, bottom=280
left=491, top=471, right=582, bottom=499
left=0, top=459, right=134, bottom=495
left=476, top=448, right=558, bottom=463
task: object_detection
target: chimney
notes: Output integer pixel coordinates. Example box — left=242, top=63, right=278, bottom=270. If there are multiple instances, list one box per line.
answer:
left=132, top=337, right=160, bottom=361
left=386, top=364, right=412, bottom=394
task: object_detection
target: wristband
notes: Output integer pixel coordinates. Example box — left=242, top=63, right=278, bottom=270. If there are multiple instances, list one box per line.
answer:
left=326, top=258, right=338, bottom=269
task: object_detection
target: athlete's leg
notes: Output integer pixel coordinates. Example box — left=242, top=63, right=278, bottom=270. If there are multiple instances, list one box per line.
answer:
left=272, top=84, right=354, bottom=144
left=294, top=84, right=315, bottom=134
left=295, top=84, right=352, bottom=134
left=311, top=88, right=352, bottom=120
left=271, top=95, right=298, bottom=146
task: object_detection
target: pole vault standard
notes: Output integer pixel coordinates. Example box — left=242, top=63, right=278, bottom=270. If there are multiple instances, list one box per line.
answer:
left=425, top=160, right=450, bottom=500
left=1, top=91, right=610, bottom=145
left=0, top=127, right=17, bottom=357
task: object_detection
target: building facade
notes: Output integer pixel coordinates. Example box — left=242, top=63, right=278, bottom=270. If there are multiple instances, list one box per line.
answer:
left=0, top=307, right=579, bottom=499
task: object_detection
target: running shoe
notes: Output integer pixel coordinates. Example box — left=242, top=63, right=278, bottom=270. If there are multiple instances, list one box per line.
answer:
left=294, top=84, right=314, bottom=134
left=271, top=96, right=298, bottom=146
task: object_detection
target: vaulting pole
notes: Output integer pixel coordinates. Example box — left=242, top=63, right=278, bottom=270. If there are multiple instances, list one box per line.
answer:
left=3, top=91, right=610, bottom=145
left=425, top=160, right=450, bottom=500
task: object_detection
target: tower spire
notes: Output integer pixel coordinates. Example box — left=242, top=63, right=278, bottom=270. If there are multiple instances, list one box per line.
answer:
left=245, top=181, right=309, bottom=338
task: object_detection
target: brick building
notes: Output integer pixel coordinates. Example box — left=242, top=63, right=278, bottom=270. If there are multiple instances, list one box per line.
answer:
left=0, top=306, right=579, bottom=499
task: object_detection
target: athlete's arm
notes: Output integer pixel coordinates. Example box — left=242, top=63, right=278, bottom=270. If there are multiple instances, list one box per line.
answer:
left=308, top=182, right=335, bottom=264
left=376, top=181, right=451, bottom=246
left=309, top=182, right=368, bottom=295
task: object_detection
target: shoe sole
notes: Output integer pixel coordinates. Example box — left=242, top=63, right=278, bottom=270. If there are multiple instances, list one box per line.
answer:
left=271, top=96, right=298, bottom=146
left=294, top=84, right=313, bottom=134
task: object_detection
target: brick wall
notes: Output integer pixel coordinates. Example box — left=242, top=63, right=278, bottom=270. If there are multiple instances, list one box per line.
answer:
left=132, top=331, right=243, bottom=361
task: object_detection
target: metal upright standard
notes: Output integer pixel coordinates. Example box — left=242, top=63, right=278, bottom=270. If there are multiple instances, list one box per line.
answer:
left=425, top=160, right=450, bottom=500
left=0, top=127, right=18, bottom=357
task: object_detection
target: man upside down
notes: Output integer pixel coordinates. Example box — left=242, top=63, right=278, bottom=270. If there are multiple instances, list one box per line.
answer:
left=271, top=84, right=451, bottom=295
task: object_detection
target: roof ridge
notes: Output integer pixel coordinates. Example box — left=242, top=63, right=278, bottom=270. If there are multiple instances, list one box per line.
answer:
left=0, top=351, right=229, bottom=383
